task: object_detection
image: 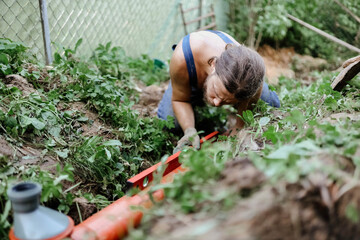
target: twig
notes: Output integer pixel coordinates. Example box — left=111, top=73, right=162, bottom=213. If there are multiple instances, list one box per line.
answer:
left=64, top=181, right=82, bottom=193
left=287, top=13, right=360, bottom=53
left=76, top=201, right=83, bottom=223
left=0, top=124, right=18, bottom=144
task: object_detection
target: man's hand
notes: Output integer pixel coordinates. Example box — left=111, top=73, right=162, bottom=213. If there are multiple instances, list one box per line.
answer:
left=223, top=127, right=240, bottom=137
left=173, top=127, right=200, bottom=154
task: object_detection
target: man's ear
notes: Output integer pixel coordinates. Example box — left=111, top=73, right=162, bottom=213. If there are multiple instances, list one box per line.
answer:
left=225, top=43, right=234, bottom=50
left=208, top=56, right=217, bottom=67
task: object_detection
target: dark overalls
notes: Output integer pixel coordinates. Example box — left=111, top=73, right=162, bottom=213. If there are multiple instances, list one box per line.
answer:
left=157, top=30, right=280, bottom=129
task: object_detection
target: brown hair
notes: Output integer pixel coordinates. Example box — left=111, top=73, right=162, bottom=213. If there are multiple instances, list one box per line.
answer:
left=215, top=44, right=265, bottom=101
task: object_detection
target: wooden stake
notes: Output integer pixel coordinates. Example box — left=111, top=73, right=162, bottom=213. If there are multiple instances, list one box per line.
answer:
left=287, top=14, right=360, bottom=53
left=333, top=0, right=360, bottom=24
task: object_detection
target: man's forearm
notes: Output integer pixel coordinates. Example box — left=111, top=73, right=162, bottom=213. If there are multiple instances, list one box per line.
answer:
left=232, top=99, right=250, bottom=133
left=234, top=86, right=262, bottom=131
left=172, top=100, right=195, bottom=132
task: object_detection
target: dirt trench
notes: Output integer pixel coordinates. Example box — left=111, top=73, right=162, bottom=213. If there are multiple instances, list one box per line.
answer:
left=137, top=154, right=360, bottom=240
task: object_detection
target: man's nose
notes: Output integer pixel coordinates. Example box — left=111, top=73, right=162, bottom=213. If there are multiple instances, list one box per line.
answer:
left=213, top=98, right=221, bottom=107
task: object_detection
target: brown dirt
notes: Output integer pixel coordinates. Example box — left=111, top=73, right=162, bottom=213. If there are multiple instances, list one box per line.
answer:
left=1, top=74, right=58, bottom=174
left=67, top=197, right=97, bottom=224
left=58, top=101, right=115, bottom=139
left=0, top=135, right=57, bottom=173
left=1, top=100, right=116, bottom=175
left=322, top=112, right=360, bottom=124
left=131, top=81, right=169, bottom=118
left=4, top=74, right=37, bottom=96
left=25, top=63, right=62, bottom=91
left=218, top=157, right=266, bottom=192
left=258, top=45, right=327, bottom=85
left=135, top=148, right=360, bottom=240
left=234, top=130, right=266, bottom=152
left=0, top=136, right=16, bottom=158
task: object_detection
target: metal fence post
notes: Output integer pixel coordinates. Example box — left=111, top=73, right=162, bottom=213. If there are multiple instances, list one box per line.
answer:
left=38, top=0, right=52, bottom=65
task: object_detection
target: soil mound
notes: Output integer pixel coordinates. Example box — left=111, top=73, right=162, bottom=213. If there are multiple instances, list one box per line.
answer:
left=259, top=45, right=327, bottom=85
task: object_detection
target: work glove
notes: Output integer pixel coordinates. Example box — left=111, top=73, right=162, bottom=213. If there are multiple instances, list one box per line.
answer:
left=173, top=127, right=200, bottom=154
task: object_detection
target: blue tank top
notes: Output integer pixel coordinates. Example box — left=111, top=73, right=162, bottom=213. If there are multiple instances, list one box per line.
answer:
left=182, top=30, right=234, bottom=89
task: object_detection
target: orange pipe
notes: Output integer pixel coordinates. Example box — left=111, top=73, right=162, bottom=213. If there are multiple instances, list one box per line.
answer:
left=71, top=132, right=219, bottom=240
left=71, top=167, right=184, bottom=240
left=71, top=192, right=162, bottom=240
left=127, top=131, right=219, bottom=190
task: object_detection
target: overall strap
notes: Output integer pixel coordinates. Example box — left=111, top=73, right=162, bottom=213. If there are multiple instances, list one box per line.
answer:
left=207, top=30, right=234, bottom=44
left=182, top=34, right=198, bottom=88
left=181, top=31, right=233, bottom=89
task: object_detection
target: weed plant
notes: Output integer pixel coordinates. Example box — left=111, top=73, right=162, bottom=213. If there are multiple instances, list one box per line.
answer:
left=0, top=38, right=173, bottom=237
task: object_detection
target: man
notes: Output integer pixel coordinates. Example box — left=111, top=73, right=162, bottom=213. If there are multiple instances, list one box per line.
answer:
left=157, top=30, right=280, bottom=153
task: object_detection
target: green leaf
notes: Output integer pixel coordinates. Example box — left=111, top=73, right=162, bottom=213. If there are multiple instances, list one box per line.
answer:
left=104, top=147, right=111, bottom=159
left=41, top=111, right=57, bottom=125
left=0, top=53, right=9, bottom=64
left=29, top=93, right=43, bottom=102
left=54, top=52, right=62, bottom=63
left=88, top=154, right=95, bottom=163
left=103, top=140, right=122, bottom=146
left=267, top=140, right=319, bottom=160
left=263, top=126, right=278, bottom=144
left=74, top=38, right=83, bottom=52
left=76, top=116, right=88, bottom=122
left=0, top=200, right=11, bottom=223
left=345, top=203, right=359, bottom=223
left=54, top=174, right=71, bottom=185
left=49, top=126, right=61, bottom=138
left=239, top=110, right=255, bottom=126
left=5, top=116, right=17, bottom=128
left=0, top=63, right=12, bottom=75
left=60, top=75, right=67, bottom=83
left=64, top=110, right=74, bottom=118
left=259, top=117, right=270, bottom=126
left=286, top=109, right=305, bottom=127
left=55, top=149, right=69, bottom=159
left=30, top=118, right=46, bottom=130
left=41, top=187, right=51, bottom=202
left=20, top=116, right=33, bottom=127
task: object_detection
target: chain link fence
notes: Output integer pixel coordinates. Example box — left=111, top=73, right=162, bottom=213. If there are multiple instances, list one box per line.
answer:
left=1, top=0, right=227, bottom=63
left=1, top=1, right=43, bottom=57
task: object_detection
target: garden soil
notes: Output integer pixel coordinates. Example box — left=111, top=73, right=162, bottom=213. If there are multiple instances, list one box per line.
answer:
left=137, top=151, right=360, bottom=240
left=258, top=44, right=327, bottom=85
left=59, top=101, right=115, bottom=139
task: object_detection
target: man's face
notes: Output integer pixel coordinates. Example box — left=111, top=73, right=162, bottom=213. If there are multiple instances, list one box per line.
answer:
left=203, top=73, right=237, bottom=107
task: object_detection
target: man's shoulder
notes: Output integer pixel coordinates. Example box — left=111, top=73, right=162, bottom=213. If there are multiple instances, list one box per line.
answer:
left=170, top=47, right=189, bottom=84
left=170, top=46, right=186, bottom=73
